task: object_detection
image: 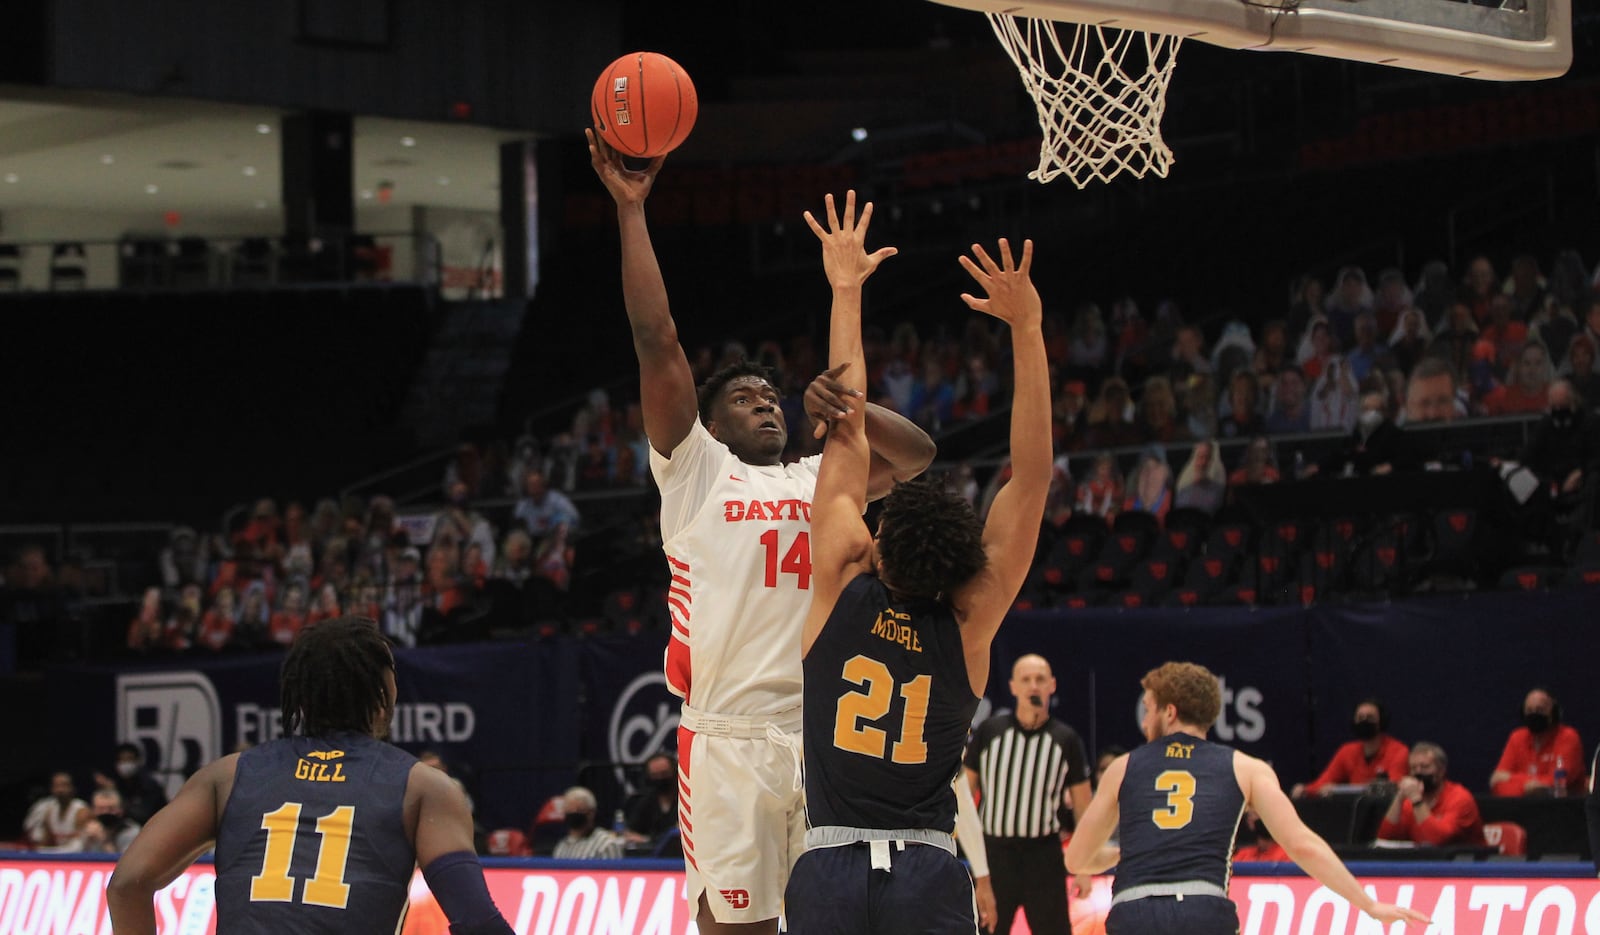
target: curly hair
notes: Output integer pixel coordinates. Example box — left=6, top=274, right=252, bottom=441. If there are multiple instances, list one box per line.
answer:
left=1141, top=661, right=1222, bottom=728
left=697, top=360, right=780, bottom=424
left=876, top=475, right=988, bottom=600
left=280, top=616, right=394, bottom=738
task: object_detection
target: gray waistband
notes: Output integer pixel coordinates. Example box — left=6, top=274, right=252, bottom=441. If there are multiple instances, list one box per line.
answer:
left=1111, top=881, right=1230, bottom=906
left=804, top=826, right=957, bottom=857
left=679, top=703, right=802, bottom=738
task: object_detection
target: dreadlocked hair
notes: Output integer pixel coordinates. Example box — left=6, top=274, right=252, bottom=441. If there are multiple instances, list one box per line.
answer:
left=876, top=475, right=988, bottom=600
left=280, top=616, right=394, bottom=738
left=697, top=359, right=781, bottom=424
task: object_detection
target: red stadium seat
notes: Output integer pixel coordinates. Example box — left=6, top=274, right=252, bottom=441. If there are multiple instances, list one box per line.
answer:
left=486, top=828, right=532, bottom=857
left=1482, top=821, right=1527, bottom=856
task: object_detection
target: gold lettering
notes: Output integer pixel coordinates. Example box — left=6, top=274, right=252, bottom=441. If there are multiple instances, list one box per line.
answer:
left=296, top=758, right=351, bottom=781
left=869, top=610, right=922, bottom=653
left=1164, top=742, right=1195, bottom=759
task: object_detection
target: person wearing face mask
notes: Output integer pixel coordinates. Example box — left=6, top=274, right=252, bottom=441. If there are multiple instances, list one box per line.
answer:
left=1489, top=688, right=1587, bottom=797
left=1376, top=742, right=1484, bottom=846
left=551, top=786, right=624, bottom=860
left=1301, top=392, right=1416, bottom=480
left=94, top=743, right=168, bottom=826
left=81, top=788, right=142, bottom=854
left=1515, top=380, right=1600, bottom=556
left=1291, top=699, right=1409, bottom=798
left=623, top=752, right=680, bottom=847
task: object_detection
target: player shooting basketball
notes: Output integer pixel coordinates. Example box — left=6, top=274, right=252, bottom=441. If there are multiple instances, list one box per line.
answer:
left=785, top=193, right=1053, bottom=934
left=586, top=133, right=935, bottom=935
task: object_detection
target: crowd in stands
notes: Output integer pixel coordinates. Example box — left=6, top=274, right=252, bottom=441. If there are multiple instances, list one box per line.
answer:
left=4, top=246, right=1600, bottom=660
left=7, top=248, right=1600, bottom=863
left=124, top=473, right=588, bottom=654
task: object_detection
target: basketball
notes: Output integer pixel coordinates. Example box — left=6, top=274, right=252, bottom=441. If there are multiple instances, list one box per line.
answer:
left=590, top=51, right=699, bottom=159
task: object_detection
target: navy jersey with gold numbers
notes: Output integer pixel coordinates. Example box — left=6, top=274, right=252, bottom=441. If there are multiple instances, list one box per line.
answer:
left=802, top=574, right=979, bottom=831
left=1113, top=731, right=1245, bottom=895
left=214, top=731, right=418, bottom=934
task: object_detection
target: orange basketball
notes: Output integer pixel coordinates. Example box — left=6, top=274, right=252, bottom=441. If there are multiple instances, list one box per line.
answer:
left=590, top=51, right=699, bottom=158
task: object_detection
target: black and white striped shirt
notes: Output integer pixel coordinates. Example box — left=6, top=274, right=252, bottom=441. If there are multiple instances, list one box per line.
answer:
left=551, top=828, right=624, bottom=860
left=964, top=714, right=1090, bottom=838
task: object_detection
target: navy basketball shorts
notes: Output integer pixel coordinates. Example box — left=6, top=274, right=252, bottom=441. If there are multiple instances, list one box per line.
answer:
left=1106, top=894, right=1239, bottom=935
left=784, top=841, right=977, bottom=935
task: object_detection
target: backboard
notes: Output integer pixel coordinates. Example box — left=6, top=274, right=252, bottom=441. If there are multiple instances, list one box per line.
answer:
left=930, top=0, right=1571, bottom=80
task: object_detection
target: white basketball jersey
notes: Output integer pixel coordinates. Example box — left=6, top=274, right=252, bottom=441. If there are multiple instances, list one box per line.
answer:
left=650, top=421, right=820, bottom=716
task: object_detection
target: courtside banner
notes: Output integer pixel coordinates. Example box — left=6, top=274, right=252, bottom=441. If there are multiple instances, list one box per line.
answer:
left=580, top=634, right=681, bottom=785
left=3, top=856, right=1598, bottom=935
left=41, top=642, right=580, bottom=830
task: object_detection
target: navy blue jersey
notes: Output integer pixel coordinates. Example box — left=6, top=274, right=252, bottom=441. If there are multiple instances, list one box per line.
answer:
left=215, top=732, right=418, bottom=934
left=802, top=574, right=979, bottom=831
left=1113, top=732, right=1245, bottom=895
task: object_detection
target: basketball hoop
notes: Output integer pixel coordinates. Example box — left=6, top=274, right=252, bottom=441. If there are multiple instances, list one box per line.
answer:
left=986, top=14, right=1181, bottom=188
left=934, top=0, right=1571, bottom=187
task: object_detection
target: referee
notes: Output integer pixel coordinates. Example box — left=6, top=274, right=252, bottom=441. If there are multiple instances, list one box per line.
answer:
left=964, top=654, right=1091, bottom=935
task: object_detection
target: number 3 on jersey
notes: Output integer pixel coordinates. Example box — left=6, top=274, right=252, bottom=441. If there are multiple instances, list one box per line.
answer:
left=759, top=529, right=811, bottom=589
left=1151, top=769, right=1196, bottom=830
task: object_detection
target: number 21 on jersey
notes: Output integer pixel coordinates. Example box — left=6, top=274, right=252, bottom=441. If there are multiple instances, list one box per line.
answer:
left=833, top=654, right=931, bottom=765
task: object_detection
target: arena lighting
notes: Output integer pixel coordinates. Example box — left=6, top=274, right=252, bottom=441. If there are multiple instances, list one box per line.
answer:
left=400, top=136, right=417, bottom=147
left=3, top=173, right=17, bottom=183
left=144, top=184, right=158, bottom=194
left=99, top=154, right=114, bottom=165
left=242, top=166, right=257, bottom=176
left=851, top=126, right=869, bottom=141
left=255, top=123, right=271, bottom=135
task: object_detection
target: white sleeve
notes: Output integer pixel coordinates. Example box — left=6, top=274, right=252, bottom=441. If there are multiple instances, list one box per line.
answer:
left=953, top=771, right=989, bottom=878
left=649, top=421, right=731, bottom=540
left=22, top=800, right=46, bottom=837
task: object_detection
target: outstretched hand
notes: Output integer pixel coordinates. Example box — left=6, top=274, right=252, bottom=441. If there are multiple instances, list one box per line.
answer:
left=805, top=362, right=865, bottom=439
left=1368, top=902, right=1432, bottom=928
left=958, top=239, right=1041, bottom=329
left=803, top=190, right=898, bottom=289
left=585, top=128, right=665, bottom=206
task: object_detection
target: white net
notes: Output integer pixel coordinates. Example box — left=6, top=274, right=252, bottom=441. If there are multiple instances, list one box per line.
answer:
left=988, top=13, right=1183, bottom=188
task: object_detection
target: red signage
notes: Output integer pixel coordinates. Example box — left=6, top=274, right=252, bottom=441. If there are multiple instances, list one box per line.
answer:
left=1, top=858, right=1596, bottom=935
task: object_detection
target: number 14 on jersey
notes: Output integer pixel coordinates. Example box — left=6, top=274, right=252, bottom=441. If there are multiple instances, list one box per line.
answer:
left=759, top=530, right=811, bottom=589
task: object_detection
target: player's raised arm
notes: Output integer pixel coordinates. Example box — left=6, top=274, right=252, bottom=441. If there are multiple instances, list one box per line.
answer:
left=805, top=372, right=936, bottom=501
left=1241, top=753, right=1431, bottom=929
left=587, top=129, right=699, bottom=457
left=951, top=240, right=1050, bottom=689
left=800, top=191, right=897, bottom=656
left=108, top=755, right=234, bottom=935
